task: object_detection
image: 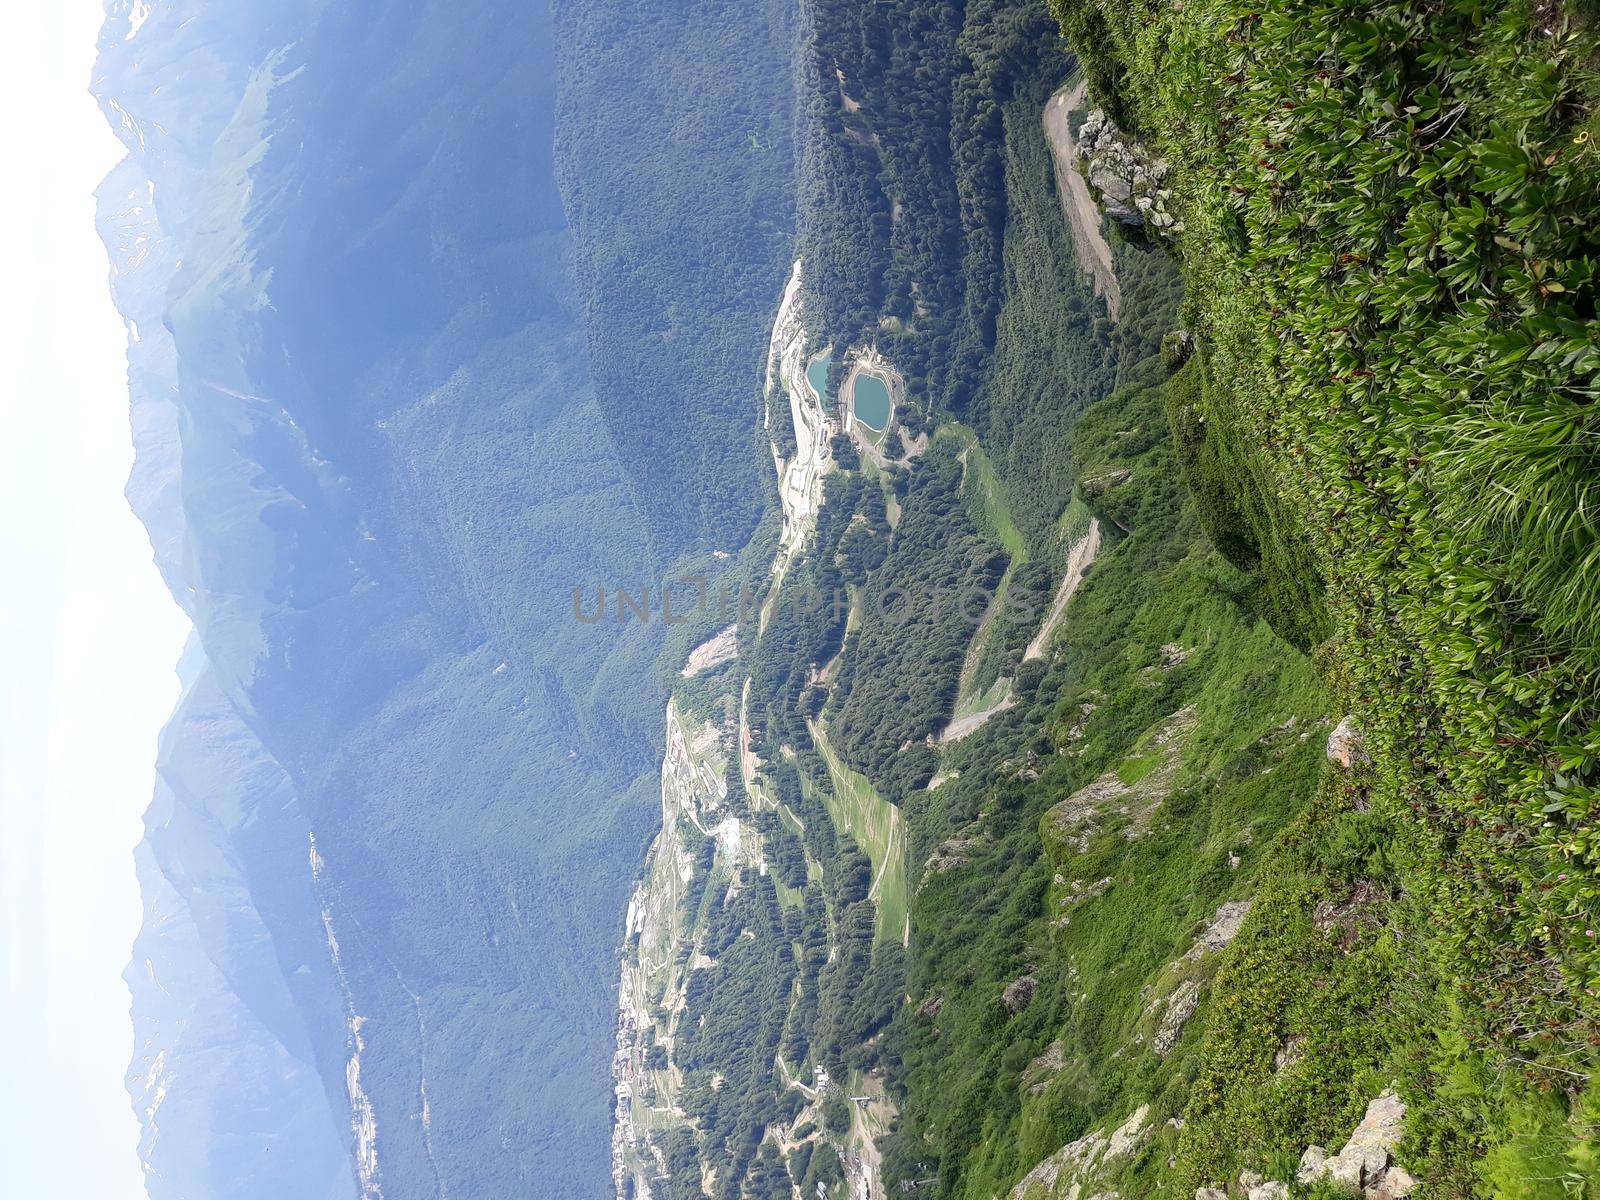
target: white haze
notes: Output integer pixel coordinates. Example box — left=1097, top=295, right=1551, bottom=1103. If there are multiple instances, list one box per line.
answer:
left=0, top=4, right=190, bottom=1198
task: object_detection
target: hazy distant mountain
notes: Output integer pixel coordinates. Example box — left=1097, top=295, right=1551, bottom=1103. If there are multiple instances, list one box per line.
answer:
left=99, top=0, right=794, bottom=1194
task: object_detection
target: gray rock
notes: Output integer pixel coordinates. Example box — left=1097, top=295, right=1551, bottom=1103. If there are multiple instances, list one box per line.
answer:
left=1106, top=1105, right=1150, bottom=1159
left=1273, top=1033, right=1307, bottom=1073
left=1153, top=979, right=1201, bottom=1056
left=1195, top=1189, right=1227, bottom=1200
left=1296, top=1146, right=1329, bottom=1184
left=1184, top=899, right=1253, bottom=960
left=1248, top=1184, right=1290, bottom=1200
left=1340, top=1091, right=1406, bottom=1186
left=1075, top=107, right=1179, bottom=241
left=1091, top=164, right=1134, bottom=203
left=1329, top=1153, right=1364, bottom=1190
left=1298, top=1093, right=1411, bottom=1193
left=1003, top=975, right=1037, bottom=1015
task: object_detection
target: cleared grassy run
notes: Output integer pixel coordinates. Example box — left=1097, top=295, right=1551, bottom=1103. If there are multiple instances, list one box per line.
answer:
left=807, top=720, right=909, bottom=947
left=938, top=422, right=1027, bottom=561
left=938, top=422, right=1034, bottom=717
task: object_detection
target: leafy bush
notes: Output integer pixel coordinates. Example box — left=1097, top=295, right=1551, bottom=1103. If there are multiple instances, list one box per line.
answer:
left=1052, top=0, right=1600, bottom=1182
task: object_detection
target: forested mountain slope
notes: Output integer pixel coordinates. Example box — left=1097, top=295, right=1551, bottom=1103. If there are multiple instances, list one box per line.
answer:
left=98, top=0, right=793, bottom=1196
left=552, top=0, right=799, bottom=554
left=99, top=0, right=1597, bottom=1196
left=610, top=3, right=1599, bottom=1200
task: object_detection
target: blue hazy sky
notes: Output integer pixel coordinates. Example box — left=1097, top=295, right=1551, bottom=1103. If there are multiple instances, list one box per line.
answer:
left=0, top=4, right=191, bottom=1198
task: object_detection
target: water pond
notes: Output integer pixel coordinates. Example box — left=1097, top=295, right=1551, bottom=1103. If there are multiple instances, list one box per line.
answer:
left=806, top=353, right=831, bottom=404
left=852, top=373, right=891, bottom=432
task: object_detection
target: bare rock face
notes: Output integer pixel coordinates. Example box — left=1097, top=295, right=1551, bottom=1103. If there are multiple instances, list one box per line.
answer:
left=1106, top=1106, right=1151, bottom=1159
left=1003, top=975, right=1038, bottom=1015
left=1298, top=1093, right=1411, bottom=1195
left=1009, top=1105, right=1150, bottom=1200
left=1296, top=1146, right=1329, bottom=1182
left=1183, top=899, right=1253, bottom=961
left=1076, top=109, right=1181, bottom=238
left=1327, top=715, right=1370, bottom=769
left=1153, top=979, right=1201, bottom=1056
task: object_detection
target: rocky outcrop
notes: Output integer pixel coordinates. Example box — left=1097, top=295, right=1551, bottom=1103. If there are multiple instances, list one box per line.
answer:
left=1044, top=704, right=1198, bottom=852
left=1004, top=975, right=1039, bottom=1015
left=1010, top=1105, right=1151, bottom=1200
left=682, top=625, right=739, bottom=678
left=1161, top=330, right=1197, bottom=373
left=1327, top=716, right=1371, bottom=769
left=1076, top=109, right=1181, bottom=239
left=1183, top=900, right=1253, bottom=961
left=1200, top=1093, right=1415, bottom=1200
left=1153, top=980, right=1202, bottom=1057
left=1299, top=1093, right=1414, bottom=1197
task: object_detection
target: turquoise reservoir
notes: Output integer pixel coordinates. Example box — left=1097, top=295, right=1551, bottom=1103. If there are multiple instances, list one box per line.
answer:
left=806, top=353, right=831, bottom=403
left=852, top=374, right=891, bottom=432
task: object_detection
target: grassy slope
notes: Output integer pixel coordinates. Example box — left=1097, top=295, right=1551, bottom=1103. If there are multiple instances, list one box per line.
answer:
left=638, top=3, right=1599, bottom=1197
left=807, top=725, right=911, bottom=947
left=887, top=365, right=1374, bottom=1199
left=1049, top=0, right=1600, bottom=1189
left=940, top=423, right=1030, bottom=562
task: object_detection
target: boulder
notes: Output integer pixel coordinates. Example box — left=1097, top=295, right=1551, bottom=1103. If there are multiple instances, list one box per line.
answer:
left=1160, top=330, right=1196, bottom=373
left=1090, top=163, right=1134, bottom=203
left=1184, top=899, right=1253, bottom=960
left=1372, top=1166, right=1418, bottom=1199
left=1339, top=1092, right=1406, bottom=1186
left=1076, top=107, right=1180, bottom=240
